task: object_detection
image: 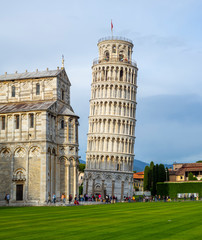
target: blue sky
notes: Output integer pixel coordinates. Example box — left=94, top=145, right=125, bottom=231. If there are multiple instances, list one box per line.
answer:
left=1, top=0, right=202, bottom=164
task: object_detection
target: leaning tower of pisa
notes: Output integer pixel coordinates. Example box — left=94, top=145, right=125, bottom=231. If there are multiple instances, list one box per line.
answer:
left=83, top=36, right=138, bottom=200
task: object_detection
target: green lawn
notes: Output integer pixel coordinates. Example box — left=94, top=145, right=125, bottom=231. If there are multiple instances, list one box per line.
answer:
left=0, top=201, right=202, bottom=240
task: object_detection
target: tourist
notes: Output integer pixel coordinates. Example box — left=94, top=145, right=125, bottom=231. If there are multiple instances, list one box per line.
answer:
left=74, top=199, right=79, bottom=205
left=106, top=195, right=109, bottom=203
left=110, top=195, right=112, bottom=203
left=4, top=194, right=7, bottom=203
left=6, top=193, right=10, bottom=204
left=61, top=194, right=64, bottom=203
left=52, top=193, right=56, bottom=203
left=69, top=194, right=72, bottom=203
left=47, top=194, right=51, bottom=204
left=63, top=194, right=66, bottom=203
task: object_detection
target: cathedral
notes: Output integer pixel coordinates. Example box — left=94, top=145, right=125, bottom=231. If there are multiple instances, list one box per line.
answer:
left=84, top=36, right=138, bottom=200
left=0, top=64, right=79, bottom=205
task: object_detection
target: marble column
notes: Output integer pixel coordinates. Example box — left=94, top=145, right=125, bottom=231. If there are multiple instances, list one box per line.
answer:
left=112, top=180, right=115, bottom=197
left=73, top=164, right=76, bottom=198
left=121, top=181, right=124, bottom=201
left=102, top=180, right=105, bottom=198
left=92, top=179, right=95, bottom=195
left=86, top=179, right=88, bottom=195
left=66, top=163, right=70, bottom=202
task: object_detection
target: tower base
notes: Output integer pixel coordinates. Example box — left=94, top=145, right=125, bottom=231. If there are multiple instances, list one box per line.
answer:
left=83, top=169, right=133, bottom=200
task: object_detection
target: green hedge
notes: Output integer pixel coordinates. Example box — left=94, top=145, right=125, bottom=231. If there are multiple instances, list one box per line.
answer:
left=157, top=182, right=202, bottom=198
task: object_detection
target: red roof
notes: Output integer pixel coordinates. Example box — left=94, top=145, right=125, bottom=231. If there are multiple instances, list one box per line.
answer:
left=133, top=171, right=144, bottom=179
left=172, top=163, right=202, bottom=175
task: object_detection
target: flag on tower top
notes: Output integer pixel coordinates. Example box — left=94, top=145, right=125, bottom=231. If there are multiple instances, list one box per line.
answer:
left=111, top=20, right=113, bottom=31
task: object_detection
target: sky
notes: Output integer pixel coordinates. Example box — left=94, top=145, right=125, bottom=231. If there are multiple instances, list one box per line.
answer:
left=1, top=0, right=202, bottom=164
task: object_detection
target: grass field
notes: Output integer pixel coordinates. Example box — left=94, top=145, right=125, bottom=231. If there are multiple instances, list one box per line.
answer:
left=0, top=201, right=202, bottom=240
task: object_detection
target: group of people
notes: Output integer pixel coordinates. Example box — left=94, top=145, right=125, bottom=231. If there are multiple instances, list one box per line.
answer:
left=47, top=193, right=79, bottom=205
left=82, top=194, right=118, bottom=203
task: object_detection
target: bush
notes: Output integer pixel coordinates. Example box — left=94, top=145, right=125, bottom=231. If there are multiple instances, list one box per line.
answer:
left=79, top=184, right=83, bottom=195
left=157, top=182, right=202, bottom=198
left=188, top=172, right=194, bottom=181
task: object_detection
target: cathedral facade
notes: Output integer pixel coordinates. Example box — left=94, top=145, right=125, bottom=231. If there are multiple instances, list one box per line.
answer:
left=0, top=67, right=79, bottom=204
left=84, top=36, right=138, bottom=200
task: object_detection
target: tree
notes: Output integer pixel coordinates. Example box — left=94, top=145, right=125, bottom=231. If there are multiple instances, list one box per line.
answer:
left=79, top=163, right=86, bottom=172
left=79, top=184, right=83, bottom=195
left=151, top=165, right=156, bottom=195
left=158, top=164, right=166, bottom=182
left=149, top=161, right=154, bottom=191
left=196, top=160, right=202, bottom=163
left=150, top=161, right=154, bottom=170
left=155, top=164, right=159, bottom=184
left=166, top=167, right=170, bottom=181
left=144, top=166, right=150, bottom=191
left=188, top=172, right=194, bottom=180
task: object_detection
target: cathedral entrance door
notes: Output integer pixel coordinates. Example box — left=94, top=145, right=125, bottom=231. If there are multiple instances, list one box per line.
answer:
left=16, top=184, right=23, bottom=201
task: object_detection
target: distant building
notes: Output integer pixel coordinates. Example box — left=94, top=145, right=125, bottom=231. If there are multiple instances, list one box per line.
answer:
left=133, top=171, right=144, bottom=191
left=169, top=163, right=202, bottom=182
left=78, top=172, right=84, bottom=186
left=0, top=66, right=79, bottom=205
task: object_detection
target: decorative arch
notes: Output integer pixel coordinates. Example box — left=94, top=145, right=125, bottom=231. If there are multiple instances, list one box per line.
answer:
left=52, top=148, right=56, bottom=155
left=13, top=168, right=26, bottom=181
left=14, top=147, right=26, bottom=157
left=28, top=146, right=40, bottom=157
left=0, top=147, right=11, bottom=157
left=59, top=156, right=69, bottom=164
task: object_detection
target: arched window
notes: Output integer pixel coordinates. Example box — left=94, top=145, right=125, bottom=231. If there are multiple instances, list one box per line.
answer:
left=1, top=116, right=5, bottom=130
left=119, top=52, right=124, bottom=62
left=12, top=86, right=15, bottom=97
left=75, top=123, right=78, bottom=143
left=120, top=69, right=123, bottom=81
left=29, top=114, right=34, bottom=128
left=112, top=44, right=116, bottom=53
left=104, top=51, right=109, bottom=61
left=15, top=115, right=19, bottom=129
left=61, top=120, right=64, bottom=129
left=68, top=120, right=74, bottom=142
left=36, top=83, right=40, bottom=95
left=61, top=89, right=64, bottom=101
